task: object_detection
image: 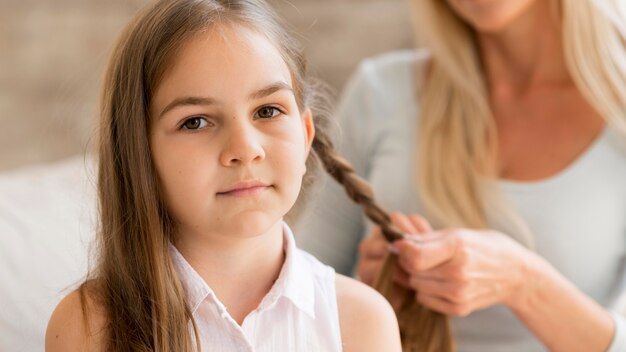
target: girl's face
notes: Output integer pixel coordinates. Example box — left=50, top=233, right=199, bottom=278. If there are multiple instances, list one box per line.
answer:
left=445, top=0, right=541, bottom=33
left=149, top=24, right=314, bottom=242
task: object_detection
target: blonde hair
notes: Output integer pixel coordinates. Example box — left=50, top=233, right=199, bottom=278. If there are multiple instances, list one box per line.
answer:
left=370, top=0, right=626, bottom=350
left=411, top=0, right=626, bottom=240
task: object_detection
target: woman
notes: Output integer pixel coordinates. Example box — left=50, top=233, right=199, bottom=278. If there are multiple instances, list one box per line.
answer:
left=298, top=0, right=626, bottom=351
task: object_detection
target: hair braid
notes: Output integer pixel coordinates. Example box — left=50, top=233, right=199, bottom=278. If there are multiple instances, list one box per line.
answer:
left=312, top=129, right=454, bottom=352
left=311, top=131, right=403, bottom=242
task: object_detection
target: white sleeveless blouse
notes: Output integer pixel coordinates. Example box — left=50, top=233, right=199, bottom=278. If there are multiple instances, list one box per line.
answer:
left=169, top=222, right=342, bottom=352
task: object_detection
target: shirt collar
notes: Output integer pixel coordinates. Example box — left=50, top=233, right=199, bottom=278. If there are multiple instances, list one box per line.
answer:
left=259, top=222, right=316, bottom=319
left=168, top=241, right=212, bottom=314
left=169, top=221, right=316, bottom=319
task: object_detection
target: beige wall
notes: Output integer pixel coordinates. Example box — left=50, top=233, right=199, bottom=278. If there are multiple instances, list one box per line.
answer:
left=0, top=0, right=412, bottom=171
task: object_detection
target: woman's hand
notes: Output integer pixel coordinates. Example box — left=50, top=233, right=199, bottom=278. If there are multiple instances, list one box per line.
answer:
left=356, top=213, right=432, bottom=286
left=390, top=214, right=537, bottom=317
left=360, top=213, right=615, bottom=351
left=355, top=227, right=387, bottom=286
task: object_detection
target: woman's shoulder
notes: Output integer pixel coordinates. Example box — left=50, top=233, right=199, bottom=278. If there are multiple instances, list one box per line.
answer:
left=335, top=274, right=402, bottom=352
left=45, top=282, right=106, bottom=352
left=350, top=48, right=430, bottom=94
left=361, top=48, right=431, bottom=73
left=338, top=49, right=429, bottom=129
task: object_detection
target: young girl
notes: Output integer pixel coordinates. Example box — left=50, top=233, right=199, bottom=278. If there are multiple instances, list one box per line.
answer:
left=44, top=0, right=401, bottom=351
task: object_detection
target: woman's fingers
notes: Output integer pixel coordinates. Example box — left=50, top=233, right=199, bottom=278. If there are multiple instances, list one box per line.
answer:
left=401, top=229, right=532, bottom=316
left=408, top=214, right=432, bottom=233
left=409, top=275, right=490, bottom=305
left=391, top=266, right=411, bottom=288
left=358, top=227, right=388, bottom=260
left=390, top=212, right=419, bottom=234
left=357, top=256, right=385, bottom=286
left=357, top=227, right=389, bottom=286
left=415, top=293, right=472, bottom=317
left=394, top=234, right=459, bottom=273
left=390, top=212, right=434, bottom=235
left=415, top=287, right=500, bottom=317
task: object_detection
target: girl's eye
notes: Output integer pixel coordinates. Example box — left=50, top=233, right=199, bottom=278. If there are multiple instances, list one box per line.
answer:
left=255, top=106, right=281, bottom=119
left=181, top=117, right=208, bottom=130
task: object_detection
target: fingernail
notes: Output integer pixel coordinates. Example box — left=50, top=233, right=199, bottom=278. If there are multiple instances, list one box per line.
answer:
left=403, top=233, right=424, bottom=244
left=388, top=243, right=399, bottom=254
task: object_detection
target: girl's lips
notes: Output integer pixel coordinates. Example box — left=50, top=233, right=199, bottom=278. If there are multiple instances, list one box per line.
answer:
left=217, top=180, right=271, bottom=197
left=218, top=185, right=270, bottom=197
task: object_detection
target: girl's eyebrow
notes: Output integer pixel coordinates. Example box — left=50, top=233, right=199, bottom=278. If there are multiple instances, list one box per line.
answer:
left=159, top=81, right=293, bottom=119
left=249, top=81, right=293, bottom=100
left=159, top=96, right=216, bottom=118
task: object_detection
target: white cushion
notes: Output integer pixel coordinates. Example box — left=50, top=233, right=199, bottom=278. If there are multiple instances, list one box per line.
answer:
left=0, top=156, right=97, bottom=351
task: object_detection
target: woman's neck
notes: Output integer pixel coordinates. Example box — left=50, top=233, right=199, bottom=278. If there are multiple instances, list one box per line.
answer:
left=175, top=220, right=286, bottom=324
left=477, top=1, right=571, bottom=98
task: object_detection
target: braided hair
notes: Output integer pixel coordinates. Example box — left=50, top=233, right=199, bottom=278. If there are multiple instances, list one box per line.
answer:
left=311, top=127, right=454, bottom=352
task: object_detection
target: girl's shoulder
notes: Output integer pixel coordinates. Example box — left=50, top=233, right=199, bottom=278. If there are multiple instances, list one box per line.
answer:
left=45, top=281, right=106, bottom=352
left=335, top=274, right=402, bottom=352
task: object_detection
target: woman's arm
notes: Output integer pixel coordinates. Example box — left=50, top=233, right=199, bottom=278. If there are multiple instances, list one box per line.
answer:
left=391, top=224, right=615, bottom=352
left=336, top=274, right=402, bottom=352
left=509, top=253, right=615, bottom=352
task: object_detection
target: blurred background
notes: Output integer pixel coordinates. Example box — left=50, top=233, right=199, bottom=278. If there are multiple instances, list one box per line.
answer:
left=0, top=0, right=413, bottom=171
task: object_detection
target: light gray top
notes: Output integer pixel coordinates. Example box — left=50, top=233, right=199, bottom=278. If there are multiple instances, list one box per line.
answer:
left=296, top=50, right=626, bottom=352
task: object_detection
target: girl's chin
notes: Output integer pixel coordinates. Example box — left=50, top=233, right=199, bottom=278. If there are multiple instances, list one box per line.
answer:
left=216, top=213, right=284, bottom=238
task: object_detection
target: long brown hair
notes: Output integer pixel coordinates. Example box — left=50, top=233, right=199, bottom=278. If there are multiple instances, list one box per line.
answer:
left=83, top=0, right=449, bottom=350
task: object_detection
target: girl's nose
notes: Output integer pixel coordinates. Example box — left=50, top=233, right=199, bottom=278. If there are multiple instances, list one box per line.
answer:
left=219, top=121, right=265, bottom=166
